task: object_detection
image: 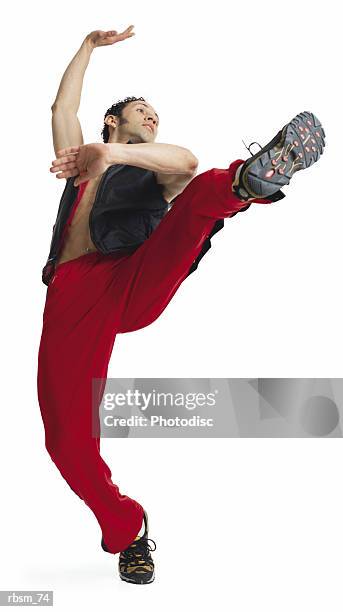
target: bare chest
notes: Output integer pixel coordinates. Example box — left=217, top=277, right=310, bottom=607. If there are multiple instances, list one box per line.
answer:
left=55, top=176, right=105, bottom=265
left=70, top=175, right=103, bottom=226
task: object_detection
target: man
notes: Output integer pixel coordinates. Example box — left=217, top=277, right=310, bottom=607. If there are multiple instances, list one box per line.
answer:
left=37, top=26, right=325, bottom=586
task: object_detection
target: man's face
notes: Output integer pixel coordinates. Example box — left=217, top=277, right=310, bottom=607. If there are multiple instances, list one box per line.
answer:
left=109, top=100, right=159, bottom=143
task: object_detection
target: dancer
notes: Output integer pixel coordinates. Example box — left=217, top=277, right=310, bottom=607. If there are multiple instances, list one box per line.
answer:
left=37, top=26, right=326, bottom=585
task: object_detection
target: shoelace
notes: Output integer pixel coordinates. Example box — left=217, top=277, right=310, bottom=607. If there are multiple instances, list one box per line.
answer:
left=120, top=537, right=157, bottom=569
left=242, top=139, right=263, bottom=157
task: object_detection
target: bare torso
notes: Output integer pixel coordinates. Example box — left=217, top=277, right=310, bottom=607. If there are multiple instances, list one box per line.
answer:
left=55, top=170, right=173, bottom=267
left=56, top=175, right=104, bottom=266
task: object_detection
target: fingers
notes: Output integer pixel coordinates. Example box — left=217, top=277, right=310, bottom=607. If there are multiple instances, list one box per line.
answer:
left=50, top=160, right=77, bottom=174
left=50, top=164, right=87, bottom=182
left=115, top=33, right=135, bottom=42
left=118, top=24, right=135, bottom=39
left=50, top=145, right=85, bottom=180
left=98, top=25, right=135, bottom=45
left=56, top=146, right=81, bottom=157
left=95, top=26, right=135, bottom=46
left=54, top=169, right=79, bottom=180
left=51, top=154, right=78, bottom=168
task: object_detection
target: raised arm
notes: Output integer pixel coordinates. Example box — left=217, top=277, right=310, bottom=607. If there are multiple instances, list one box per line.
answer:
left=50, top=27, right=135, bottom=157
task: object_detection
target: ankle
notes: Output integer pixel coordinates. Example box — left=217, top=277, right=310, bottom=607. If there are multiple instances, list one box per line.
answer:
left=232, top=164, right=255, bottom=202
left=137, top=517, right=145, bottom=538
left=231, top=163, right=244, bottom=190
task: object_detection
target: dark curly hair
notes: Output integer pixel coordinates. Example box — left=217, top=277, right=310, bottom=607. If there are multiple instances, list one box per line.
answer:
left=101, top=96, right=146, bottom=143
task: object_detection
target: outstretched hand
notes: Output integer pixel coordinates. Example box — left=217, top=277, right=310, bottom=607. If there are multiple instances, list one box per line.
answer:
left=86, top=26, right=135, bottom=48
left=50, top=143, right=111, bottom=187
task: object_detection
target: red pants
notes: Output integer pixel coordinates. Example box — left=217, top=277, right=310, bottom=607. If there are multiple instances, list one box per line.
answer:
left=37, top=160, right=272, bottom=554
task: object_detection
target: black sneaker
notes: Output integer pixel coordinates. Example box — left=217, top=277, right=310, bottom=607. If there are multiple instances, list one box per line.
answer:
left=118, top=510, right=156, bottom=584
left=233, top=111, right=326, bottom=201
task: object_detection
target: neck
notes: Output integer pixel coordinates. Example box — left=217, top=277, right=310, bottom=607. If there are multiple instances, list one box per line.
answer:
left=108, top=136, right=133, bottom=145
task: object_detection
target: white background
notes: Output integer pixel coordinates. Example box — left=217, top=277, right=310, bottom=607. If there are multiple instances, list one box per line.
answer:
left=1, top=0, right=343, bottom=609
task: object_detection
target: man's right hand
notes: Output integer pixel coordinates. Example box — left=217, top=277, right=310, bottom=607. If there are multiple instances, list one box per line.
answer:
left=50, top=143, right=113, bottom=186
left=85, top=26, right=135, bottom=49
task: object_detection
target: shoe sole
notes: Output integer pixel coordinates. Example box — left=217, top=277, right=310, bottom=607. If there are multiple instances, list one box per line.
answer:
left=119, top=572, right=155, bottom=585
left=241, top=111, right=326, bottom=199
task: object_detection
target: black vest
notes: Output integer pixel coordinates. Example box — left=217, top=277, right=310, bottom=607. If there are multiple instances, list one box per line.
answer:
left=41, top=159, right=226, bottom=286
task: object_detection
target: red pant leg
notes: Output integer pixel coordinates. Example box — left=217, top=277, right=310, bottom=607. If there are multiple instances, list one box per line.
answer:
left=37, top=252, right=144, bottom=554
left=116, top=159, right=272, bottom=333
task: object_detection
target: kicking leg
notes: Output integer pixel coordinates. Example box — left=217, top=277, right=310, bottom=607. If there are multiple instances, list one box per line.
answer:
left=116, top=110, right=325, bottom=334
left=115, top=159, right=262, bottom=333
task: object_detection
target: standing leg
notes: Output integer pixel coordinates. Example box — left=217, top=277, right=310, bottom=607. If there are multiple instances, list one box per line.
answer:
left=37, top=252, right=144, bottom=554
